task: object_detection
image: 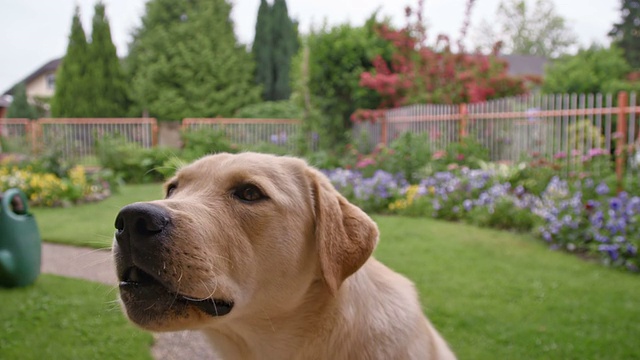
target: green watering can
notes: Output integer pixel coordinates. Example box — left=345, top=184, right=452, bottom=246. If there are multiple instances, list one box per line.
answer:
left=0, top=188, right=41, bottom=287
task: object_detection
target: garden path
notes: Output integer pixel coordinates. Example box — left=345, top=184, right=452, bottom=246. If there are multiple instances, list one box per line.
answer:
left=41, top=242, right=219, bottom=360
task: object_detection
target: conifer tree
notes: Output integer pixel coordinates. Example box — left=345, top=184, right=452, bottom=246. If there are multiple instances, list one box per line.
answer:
left=251, top=0, right=298, bottom=101
left=271, top=0, right=296, bottom=100
left=609, top=0, right=640, bottom=69
left=51, top=7, right=91, bottom=117
left=252, top=0, right=273, bottom=100
left=88, top=2, right=129, bottom=116
left=6, top=83, right=38, bottom=119
left=128, top=0, right=260, bottom=120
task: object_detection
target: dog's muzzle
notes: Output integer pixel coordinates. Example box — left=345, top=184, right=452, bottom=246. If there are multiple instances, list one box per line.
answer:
left=114, top=203, right=233, bottom=317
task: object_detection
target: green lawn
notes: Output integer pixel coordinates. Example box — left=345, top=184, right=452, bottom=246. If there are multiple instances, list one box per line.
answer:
left=0, top=274, right=153, bottom=359
left=27, top=184, right=640, bottom=359
left=32, top=184, right=164, bottom=248
left=372, top=216, right=640, bottom=359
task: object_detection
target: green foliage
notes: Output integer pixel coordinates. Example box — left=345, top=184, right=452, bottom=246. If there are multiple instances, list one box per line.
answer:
left=252, top=0, right=298, bottom=101
left=29, top=146, right=76, bottom=179
left=32, top=184, right=163, bottom=247
left=51, top=4, right=129, bottom=117
left=50, top=7, right=92, bottom=117
left=430, top=137, right=491, bottom=172
left=95, top=134, right=170, bottom=183
left=234, top=100, right=303, bottom=119
left=339, top=132, right=431, bottom=183
left=385, top=133, right=432, bottom=183
left=1, top=158, right=111, bottom=207
left=180, top=128, right=238, bottom=161
left=506, top=161, right=557, bottom=196
left=466, top=198, right=538, bottom=232
left=542, top=45, right=634, bottom=94
left=6, top=83, right=37, bottom=119
left=0, top=275, right=153, bottom=359
left=609, top=0, right=640, bottom=69
left=87, top=2, right=130, bottom=116
left=271, top=0, right=297, bottom=100
left=252, top=0, right=273, bottom=100
left=128, top=0, right=261, bottom=121
left=298, top=17, right=391, bottom=148
left=567, top=119, right=604, bottom=152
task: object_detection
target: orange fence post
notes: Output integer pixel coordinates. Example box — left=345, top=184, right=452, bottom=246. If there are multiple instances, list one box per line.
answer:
left=459, top=103, right=468, bottom=139
left=30, top=119, right=40, bottom=155
left=615, top=92, right=628, bottom=193
left=151, top=118, right=158, bottom=147
left=380, top=115, right=388, bottom=146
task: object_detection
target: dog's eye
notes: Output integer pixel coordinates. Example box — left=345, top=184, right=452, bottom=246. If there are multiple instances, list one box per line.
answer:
left=234, top=184, right=266, bottom=202
left=166, top=184, right=177, bottom=198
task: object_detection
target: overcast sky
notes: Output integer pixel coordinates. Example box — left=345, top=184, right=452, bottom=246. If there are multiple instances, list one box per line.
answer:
left=0, top=0, right=619, bottom=92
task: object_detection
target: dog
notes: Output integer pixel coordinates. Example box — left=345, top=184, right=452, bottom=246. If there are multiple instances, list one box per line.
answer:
left=113, top=152, right=456, bottom=359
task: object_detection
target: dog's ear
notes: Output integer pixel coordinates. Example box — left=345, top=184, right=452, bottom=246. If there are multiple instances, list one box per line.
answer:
left=307, top=168, right=379, bottom=294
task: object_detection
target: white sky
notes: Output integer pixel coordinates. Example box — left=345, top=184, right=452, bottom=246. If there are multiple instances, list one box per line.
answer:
left=0, top=0, right=619, bottom=92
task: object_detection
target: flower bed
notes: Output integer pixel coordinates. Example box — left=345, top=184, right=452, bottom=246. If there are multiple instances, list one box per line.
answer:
left=325, top=165, right=640, bottom=273
left=0, top=161, right=111, bottom=207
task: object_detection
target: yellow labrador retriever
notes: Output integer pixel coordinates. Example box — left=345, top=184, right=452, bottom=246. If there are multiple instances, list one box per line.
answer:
left=113, top=152, right=455, bottom=359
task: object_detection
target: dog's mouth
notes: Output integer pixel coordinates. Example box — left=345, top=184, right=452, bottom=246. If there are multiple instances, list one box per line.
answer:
left=119, top=266, right=234, bottom=317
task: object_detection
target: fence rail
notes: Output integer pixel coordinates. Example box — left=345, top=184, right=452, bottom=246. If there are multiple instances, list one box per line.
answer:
left=1, top=118, right=158, bottom=163
left=182, top=118, right=306, bottom=153
left=354, top=91, right=640, bottom=182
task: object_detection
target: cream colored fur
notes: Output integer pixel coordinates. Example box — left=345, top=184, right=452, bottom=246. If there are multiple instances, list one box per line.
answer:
left=115, top=152, right=456, bottom=359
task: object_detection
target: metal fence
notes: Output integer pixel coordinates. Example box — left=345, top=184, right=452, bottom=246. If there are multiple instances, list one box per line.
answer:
left=0, top=118, right=158, bottom=163
left=0, top=118, right=32, bottom=154
left=182, top=118, right=307, bottom=153
left=354, top=91, right=640, bottom=178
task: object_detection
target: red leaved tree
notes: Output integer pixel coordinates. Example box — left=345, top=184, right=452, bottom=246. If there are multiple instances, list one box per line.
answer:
left=352, top=0, right=531, bottom=122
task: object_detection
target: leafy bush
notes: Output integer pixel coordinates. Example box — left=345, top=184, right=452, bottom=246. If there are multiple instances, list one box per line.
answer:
left=180, top=128, right=239, bottom=162
left=325, top=162, right=639, bottom=273
left=340, top=132, right=431, bottom=183
left=567, top=119, right=604, bottom=152
left=430, top=137, right=490, bottom=172
left=95, top=135, right=171, bottom=183
left=234, top=100, right=303, bottom=119
left=0, top=163, right=110, bottom=207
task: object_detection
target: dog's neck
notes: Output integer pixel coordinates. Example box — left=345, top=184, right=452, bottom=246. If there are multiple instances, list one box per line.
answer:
left=200, top=276, right=337, bottom=359
left=199, top=260, right=395, bottom=359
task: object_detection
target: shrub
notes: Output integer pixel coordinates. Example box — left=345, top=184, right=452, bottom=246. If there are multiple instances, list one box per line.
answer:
left=0, top=164, right=110, bottom=207
left=567, top=119, right=604, bottom=153
left=325, top=160, right=640, bottom=273
left=234, top=100, right=303, bottom=119
left=430, top=137, right=490, bottom=172
left=180, top=128, right=239, bottom=162
left=341, top=132, right=431, bottom=183
left=95, top=135, right=171, bottom=183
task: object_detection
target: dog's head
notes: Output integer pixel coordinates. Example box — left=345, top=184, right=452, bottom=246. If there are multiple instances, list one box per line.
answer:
left=113, top=152, right=378, bottom=331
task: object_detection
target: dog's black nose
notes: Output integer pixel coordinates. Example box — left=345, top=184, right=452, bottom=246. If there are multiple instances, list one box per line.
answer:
left=115, top=203, right=171, bottom=245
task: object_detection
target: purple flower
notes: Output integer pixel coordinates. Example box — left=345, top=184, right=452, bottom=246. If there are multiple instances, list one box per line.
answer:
left=463, top=199, right=473, bottom=211
left=595, top=182, right=610, bottom=196
left=610, top=198, right=622, bottom=211
left=598, top=244, right=620, bottom=261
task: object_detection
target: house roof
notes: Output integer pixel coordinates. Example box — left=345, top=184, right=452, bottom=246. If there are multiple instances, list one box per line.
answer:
left=0, top=95, right=11, bottom=108
left=499, top=54, right=548, bottom=77
left=3, top=57, right=62, bottom=95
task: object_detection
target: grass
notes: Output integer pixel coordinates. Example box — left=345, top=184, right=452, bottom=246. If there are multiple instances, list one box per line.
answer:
left=29, top=184, right=640, bottom=359
left=0, top=274, right=153, bottom=359
left=373, top=216, right=640, bottom=359
left=32, top=184, right=164, bottom=248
